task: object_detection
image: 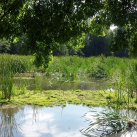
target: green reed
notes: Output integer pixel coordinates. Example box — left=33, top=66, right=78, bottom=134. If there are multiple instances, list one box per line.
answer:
left=106, top=58, right=137, bottom=110
left=47, top=56, right=131, bottom=81
left=1, top=54, right=137, bottom=105
left=48, top=56, right=137, bottom=110
left=81, top=108, right=127, bottom=136
left=0, top=54, right=35, bottom=99
left=0, top=55, right=14, bottom=100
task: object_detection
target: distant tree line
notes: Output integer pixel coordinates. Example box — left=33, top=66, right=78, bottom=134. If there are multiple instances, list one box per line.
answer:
left=0, top=29, right=128, bottom=57
left=53, top=29, right=129, bottom=57
left=0, top=35, right=30, bottom=55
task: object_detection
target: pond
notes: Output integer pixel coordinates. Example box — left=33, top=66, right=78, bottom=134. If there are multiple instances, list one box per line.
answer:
left=0, top=73, right=136, bottom=136
left=14, top=73, right=112, bottom=91
left=0, top=104, right=137, bottom=137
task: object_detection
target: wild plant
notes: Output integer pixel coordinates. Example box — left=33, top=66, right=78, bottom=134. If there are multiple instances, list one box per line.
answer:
left=0, top=55, right=14, bottom=100
left=81, top=108, right=128, bottom=137
left=108, top=58, right=137, bottom=109
left=0, top=54, right=35, bottom=99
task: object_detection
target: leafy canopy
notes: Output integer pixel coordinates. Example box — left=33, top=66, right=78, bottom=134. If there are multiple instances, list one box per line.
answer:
left=0, top=0, right=137, bottom=67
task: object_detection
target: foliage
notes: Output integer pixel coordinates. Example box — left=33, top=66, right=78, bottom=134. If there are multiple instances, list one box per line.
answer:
left=53, top=45, right=69, bottom=56
left=1, top=54, right=137, bottom=105
left=1, top=0, right=137, bottom=67
left=0, top=55, right=14, bottom=100
left=0, top=54, right=34, bottom=74
left=0, top=54, right=137, bottom=81
left=82, top=31, right=129, bottom=57
left=53, top=45, right=84, bottom=56
left=1, top=55, right=137, bottom=109
left=0, top=40, right=10, bottom=53
left=90, top=58, right=108, bottom=78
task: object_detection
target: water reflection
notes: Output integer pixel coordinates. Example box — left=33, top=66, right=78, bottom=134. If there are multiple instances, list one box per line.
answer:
left=0, top=107, right=24, bottom=137
left=14, top=74, right=111, bottom=91
left=0, top=104, right=92, bottom=137
left=109, top=130, right=137, bottom=137
left=82, top=108, right=137, bottom=137
left=0, top=105, right=137, bottom=137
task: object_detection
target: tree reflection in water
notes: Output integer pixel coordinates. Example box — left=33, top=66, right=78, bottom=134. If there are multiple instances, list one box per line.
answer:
left=0, top=105, right=42, bottom=137
left=0, top=107, right=24, bottom=137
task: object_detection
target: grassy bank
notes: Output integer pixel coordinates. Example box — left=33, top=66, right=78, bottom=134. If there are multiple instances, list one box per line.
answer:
left=0, top=89, right=137, bottom=109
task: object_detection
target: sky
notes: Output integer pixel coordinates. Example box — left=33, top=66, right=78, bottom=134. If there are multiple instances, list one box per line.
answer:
left=110, top=25, right=117, bottom=30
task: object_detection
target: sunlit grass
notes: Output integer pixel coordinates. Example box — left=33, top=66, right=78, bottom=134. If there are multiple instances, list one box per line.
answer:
left=0, top=89, right=137, bottom=109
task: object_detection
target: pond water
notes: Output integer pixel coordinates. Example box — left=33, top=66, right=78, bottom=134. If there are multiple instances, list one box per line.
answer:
left=0, top=73, right=136, bottom=136
left=0, top=104, right=137, bottom=137
left=14, top=73, right=112, bottom=91
left=0, top=104, right=93, bottom=137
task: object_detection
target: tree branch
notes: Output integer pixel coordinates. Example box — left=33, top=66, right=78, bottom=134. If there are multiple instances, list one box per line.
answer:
left=0, top=1, right=21, bottom=21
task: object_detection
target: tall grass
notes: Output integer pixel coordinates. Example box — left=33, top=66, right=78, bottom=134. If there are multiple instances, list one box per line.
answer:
left=0, top=54, right=35, bottom=74
left=0, top=54, right=35, bottom=100
left=47, top=56, right=137, bottom=109
left=1, top=54, right=137, bottom=105
left=47, top=56, right=137, bottom=81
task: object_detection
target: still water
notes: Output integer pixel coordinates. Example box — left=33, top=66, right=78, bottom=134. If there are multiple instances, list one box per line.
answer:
left=14, top=73, right=111, bottom=91
left=0, top=104, right=92, bottom=137
left=0, top=74, right=136, bottom=136
left=0, top=104, right=137, bottom=137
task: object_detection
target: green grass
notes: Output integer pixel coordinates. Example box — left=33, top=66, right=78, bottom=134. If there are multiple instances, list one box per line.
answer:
left=0, top=54, right=136, bottom=81
left=0, top=89, right=137, bottom=109
left=0, top=90, right=120, bottom=107
left=0, top=54, right=35, bottom=74
left=48, top=56, right=137, bottom=80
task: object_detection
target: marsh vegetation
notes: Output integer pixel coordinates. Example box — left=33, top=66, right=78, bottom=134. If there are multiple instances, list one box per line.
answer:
left=1, top=54, right=137, bottom=136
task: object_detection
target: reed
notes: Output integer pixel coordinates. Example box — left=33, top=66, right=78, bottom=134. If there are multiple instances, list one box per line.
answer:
left=0, top=54, right=35, bottom=99
left=81, top=108, right=130, bottom=137
left=1, top=54, right=137, bottom=104
left=0, top=55, right=14, bottom=100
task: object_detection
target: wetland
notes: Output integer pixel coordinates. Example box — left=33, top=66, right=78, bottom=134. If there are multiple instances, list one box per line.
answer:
left=1, top=55, right=137, bottom=137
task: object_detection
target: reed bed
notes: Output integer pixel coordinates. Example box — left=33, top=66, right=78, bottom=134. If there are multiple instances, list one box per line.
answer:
left=0, top=54, right=35, bottom=100
left=0, top=54, right=35, bottom=74
left=48, top=56, right=137, bottom=80
left=1, top=54, right=136, bottom=81
left=0, top=54, right=137, bottom=109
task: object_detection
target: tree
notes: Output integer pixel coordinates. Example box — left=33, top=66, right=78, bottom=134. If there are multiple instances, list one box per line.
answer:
left=53, top=45, right=69, bottom=56
left=82, top=30, right=129, bottom=57
left=0, top=40, right=10, bottom=53
left=0, top=0, right=137, bottom=67
left=82, top=34, right=111, bottom=57
left=53, top=44, right=84, bottom=56
left=9, top=35, right=27, bottom=55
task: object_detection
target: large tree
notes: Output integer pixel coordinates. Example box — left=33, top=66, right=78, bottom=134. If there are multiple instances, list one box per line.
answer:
left=0, top=0, right=137, bottom=67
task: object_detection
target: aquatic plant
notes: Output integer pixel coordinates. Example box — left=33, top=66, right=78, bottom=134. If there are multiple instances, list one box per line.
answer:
left=0, top=54, right=35, bottom=99
left=108, top=59, right=137, bottom=109
left=0, top=54, right=35, bottom=74
left=1, top=54, right=137, bottom=105
left=0, top=55, right=14, bottom=100
left=81, top=109, right=127, bottom=137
